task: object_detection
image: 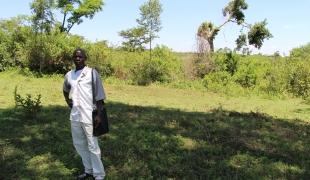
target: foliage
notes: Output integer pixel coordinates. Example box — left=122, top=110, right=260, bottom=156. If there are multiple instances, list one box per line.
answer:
left=203, top=71, right=232, bottom=88
left=130, top=45, right=179, bottom=85
left=257, top=64, right=286, bottom=96
left=222, top=0, right=248, bottom=24
left=206, top=50, right=238, bottom=78
left=233, top=61, right=257, bottom=88
left=28, top=0, right=104, bottom=33
left=286, top=62, right=310, bottom=98
left=290, top=42, right=310, bottom=61
left=30, top=0, right=55, bottom=34
left=247, top=20, right=273, bottom=49
left=0, top=17, right=32, bottom=71
left=14, top=86, right=42, bottom=118
left=137, top=0, right=163, bottom=48
left=86, top=41, right=114, bottom=77
left=57, top=0, right=104, bottom=32
left=130, top=57, right=168, bottom=85
left=28, top=30, right=84, bottom=74
left=197, top=0, right=272, bottom=53
left=0, top=41, right=11, bottom=71
left=118, top=0, right=162, bottom=54
left=192, top=55, right=214, bottom=78
left=119, top=27, right=149, bottom=52
left=224, top=51, right=239, bottom=75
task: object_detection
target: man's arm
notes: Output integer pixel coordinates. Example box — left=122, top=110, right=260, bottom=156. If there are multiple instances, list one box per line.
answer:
left=63, top=90, right=72, bottom=108
left=63, top=73, right=72, bottom=108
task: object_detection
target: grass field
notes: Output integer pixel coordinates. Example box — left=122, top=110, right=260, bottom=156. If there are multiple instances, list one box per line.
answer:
left=1, top=69, right=310, bottom=179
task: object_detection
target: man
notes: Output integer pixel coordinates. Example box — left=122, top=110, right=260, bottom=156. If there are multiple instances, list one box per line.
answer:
left=63, top=48, right=106, bottom=180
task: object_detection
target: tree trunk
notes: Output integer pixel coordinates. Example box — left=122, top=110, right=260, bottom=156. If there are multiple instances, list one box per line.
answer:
left=149, top=34, right=152, bottom=61
left=60, top=12, right=67, bottom=32
left=208, top=38, right=214, bottom=53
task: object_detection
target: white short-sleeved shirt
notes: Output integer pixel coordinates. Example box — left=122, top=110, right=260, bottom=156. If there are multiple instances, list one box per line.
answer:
left=63, top=66, right=106, bottom=124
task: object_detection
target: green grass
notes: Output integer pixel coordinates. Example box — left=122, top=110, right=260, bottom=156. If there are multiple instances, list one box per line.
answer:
left=1, top=69, right=310, bottom=179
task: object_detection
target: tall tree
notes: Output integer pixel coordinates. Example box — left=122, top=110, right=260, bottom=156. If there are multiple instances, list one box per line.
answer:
left=30, top=0, right=55, bottom=34
left=119, top=27, right=149, bottom=52
left=136, top=0, right=162, bottom=59
left=197, top=0, right=272, bottom=54
left=197, top=22, right=219, bottom=55
left=57, top=0, right=104, bottom=33
left=30, top=0, right=55, bottom=73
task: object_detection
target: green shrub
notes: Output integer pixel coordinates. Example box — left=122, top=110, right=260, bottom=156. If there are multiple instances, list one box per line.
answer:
left=28, top=31, right=84, bottom=74
left=286, top=62, right=310, bottom=98
left=106, top=50, right=146, bottom=80
left=86, top=41, right=114, bottom=77
left=130, top=45, right=182, bottom=85
left=0, top=43, right=11, bottom=71
left=131, top=57, right=170, bottom=85
left=203, top=71, right=232, bottom=87
left=14, top=86, right=42, bottom=118
left=152, top=45, right=183, bottom=80
left=290, top=43, right=310, bottom=61
left=257, top=64, right=286, bottom=95
left=224, top=51, right=239, bottom=75
left=0, top=18, right=31, bottom=71
left=190, top=53, right=214, bottom=79
left=233, top=62, right=257, bottom=88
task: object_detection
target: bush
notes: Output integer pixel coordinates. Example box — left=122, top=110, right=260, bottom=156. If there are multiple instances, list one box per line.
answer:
left=14, top=86, right=42, bottom=118
left=286, top=62, right=310, bottom=98
left=106, top=50, right=145, bottom=80
left=130, top=45, right=182, bottom=85
left=0, top=18, right=31, bottom=71
left=0, top=43, right=11, bottom=71
left=290, top=43, right=310, bottom=61
left=223, top=51, right=239, bottom=75
left=233, top=62, right=257, bottom=88
left=28, top=31, right=84, bottom=74
left=191, top=54, right=214, bottom=79
left=257, top=64, right=286, bottom=95
left=203, top=71, right=232, bottom=87
left=131, top=57, right=170, bottom=85
left=86, top=41, right=114, bottom=77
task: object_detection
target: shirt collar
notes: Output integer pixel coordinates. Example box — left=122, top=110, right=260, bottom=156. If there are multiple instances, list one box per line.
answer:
left=75, top=66, right=85, bottom=73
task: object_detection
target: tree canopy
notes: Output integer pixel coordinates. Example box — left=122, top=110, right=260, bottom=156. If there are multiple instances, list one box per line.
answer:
left=119, top=0, right=162, bottom=55
left=57, top=0, right=104, bottom=33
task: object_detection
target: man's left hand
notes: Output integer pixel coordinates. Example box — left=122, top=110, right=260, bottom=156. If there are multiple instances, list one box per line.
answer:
left=95, top=115, right=101, bottom=128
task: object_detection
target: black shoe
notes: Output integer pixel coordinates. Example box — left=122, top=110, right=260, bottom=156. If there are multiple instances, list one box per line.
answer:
left=76, top=173, right=94, bottom=180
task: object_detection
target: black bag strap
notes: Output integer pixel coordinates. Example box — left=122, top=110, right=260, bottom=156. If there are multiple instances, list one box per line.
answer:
left=91, top=68, right=96, bottom=106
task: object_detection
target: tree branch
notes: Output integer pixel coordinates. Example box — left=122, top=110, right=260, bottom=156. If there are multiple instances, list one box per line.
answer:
left=61, top=12, right=67, bottom=32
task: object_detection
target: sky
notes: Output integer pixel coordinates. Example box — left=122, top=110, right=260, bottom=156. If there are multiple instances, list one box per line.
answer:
left=1, top=0, right=310, bottom=55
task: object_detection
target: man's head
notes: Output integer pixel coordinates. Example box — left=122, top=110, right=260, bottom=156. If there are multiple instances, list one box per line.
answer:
left=72, top=48, right=87, bottom=70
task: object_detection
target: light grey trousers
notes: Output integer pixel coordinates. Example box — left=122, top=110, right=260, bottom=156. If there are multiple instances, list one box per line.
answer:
left=71, top=121, right=105, bottom=179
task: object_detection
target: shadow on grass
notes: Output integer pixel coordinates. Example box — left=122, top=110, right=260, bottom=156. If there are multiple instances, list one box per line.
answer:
left=0, top=102, right=310, bottom=179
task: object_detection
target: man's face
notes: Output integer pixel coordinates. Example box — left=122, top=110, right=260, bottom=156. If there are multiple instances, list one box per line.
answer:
left=73, top=50, right=86, bottom=69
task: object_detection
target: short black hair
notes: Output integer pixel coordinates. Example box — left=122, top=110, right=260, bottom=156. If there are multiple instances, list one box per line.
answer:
left=72, top=48, right=87, bottom=59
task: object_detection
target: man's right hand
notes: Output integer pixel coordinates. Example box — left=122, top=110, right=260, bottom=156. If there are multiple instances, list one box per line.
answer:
left=68, top=100, right=73, bottom=108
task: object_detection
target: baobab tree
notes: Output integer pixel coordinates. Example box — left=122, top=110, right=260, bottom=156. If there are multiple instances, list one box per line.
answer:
left=197, top=0, right=272, bottom=54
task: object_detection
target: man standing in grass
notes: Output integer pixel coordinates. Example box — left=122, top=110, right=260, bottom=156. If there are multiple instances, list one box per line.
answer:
left=63, top=48, right=106, bottom=180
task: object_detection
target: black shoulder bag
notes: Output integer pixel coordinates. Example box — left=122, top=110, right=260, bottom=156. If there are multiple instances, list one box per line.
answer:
left=92, top=68, right=109, bottom=136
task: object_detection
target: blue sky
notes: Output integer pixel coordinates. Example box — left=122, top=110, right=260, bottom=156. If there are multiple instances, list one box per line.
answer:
left=1, top=0, right=310, bottom=55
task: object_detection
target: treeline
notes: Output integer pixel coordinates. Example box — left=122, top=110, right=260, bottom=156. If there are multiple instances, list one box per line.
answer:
left=1, top=16, right=310, bottom=99
left=194, top=45, right=310, bottom=99
left=0, top=15, right=181, bottom=84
